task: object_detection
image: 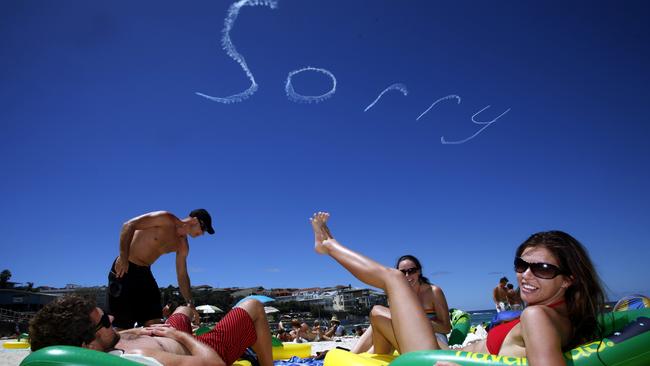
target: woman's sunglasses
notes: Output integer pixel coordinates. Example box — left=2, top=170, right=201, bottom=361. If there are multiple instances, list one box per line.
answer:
left=94, top=313, right=112, bottom=332
left=514, top=257, right=566, bottom=279
left=399, top=267, right=419, bottom=276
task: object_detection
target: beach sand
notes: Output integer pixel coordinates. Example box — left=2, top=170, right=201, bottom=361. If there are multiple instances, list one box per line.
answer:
left=0, top=340, right=29, bottom=366
left=0, top=333, right=486, bottom=365
left=0, top=339, right=360, bottom=366
left=310, top=336, right=359, bottom=354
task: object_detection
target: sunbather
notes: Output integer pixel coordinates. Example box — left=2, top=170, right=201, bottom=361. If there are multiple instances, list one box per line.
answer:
left=310, top=211, right=605, bottom=366
left=351, top=254, right=451, bottom=353
left=29, top=295, right=273, bottom=366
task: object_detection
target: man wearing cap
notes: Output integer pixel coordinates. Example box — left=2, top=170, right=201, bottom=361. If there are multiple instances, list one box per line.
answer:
left=108, top=209, right=215, bottom=329
left=324, top=315, right=345, bottom=338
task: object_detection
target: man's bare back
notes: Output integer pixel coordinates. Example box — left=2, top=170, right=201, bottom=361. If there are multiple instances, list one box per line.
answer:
left=494, top=285, right=508, bottom=303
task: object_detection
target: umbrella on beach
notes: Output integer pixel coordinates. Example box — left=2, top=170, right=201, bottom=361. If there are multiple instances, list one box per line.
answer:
left=196, top=305, right=223, bottom=314
left=264, top=306, right=280, bottom=314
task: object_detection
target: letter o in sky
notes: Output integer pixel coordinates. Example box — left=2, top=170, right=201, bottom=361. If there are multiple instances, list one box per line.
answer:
left=285, top=66, right=337, bottom=103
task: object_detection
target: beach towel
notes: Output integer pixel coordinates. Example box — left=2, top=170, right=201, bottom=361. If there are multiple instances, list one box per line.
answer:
left=273, top=356, right=324, bottom=366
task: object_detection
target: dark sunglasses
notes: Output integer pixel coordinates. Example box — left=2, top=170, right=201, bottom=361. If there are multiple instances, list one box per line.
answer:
left=94, top=313, right=112, bottom=332
left=399, top=267, right=419, bottom=276
left=514, top=257, right=566, bottom=279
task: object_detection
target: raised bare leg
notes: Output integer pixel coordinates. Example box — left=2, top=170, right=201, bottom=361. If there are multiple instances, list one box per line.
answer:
left=310, top=212, right=437, bottom=353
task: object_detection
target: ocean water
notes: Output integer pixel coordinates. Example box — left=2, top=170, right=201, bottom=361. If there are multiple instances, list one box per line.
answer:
left=273, top=309, right=500, bottom=334
left=466, top=309, right=498, bottom=326
left=341, top=309, right=499, bottom=333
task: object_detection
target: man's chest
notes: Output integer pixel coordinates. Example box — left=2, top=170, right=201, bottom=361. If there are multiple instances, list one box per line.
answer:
left=134, top=228, right=181, bottom=252
left=119, top=335, right=187, bottom=355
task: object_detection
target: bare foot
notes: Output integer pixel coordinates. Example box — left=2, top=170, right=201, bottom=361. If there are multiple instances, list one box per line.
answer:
left=310, top=212, right=330, bottom=254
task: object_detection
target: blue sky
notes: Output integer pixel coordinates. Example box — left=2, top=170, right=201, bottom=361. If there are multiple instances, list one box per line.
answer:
left=1, top=0, right=648, bottom=310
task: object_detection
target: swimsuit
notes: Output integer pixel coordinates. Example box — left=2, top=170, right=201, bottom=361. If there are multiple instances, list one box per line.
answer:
left=107, top=258, right=162, bottom=329
left=424, top=308, right=438, bottom=320
left=486, top=300, right=565, bottom=355
left=424, top=308, right=449, bottom=345
left=166, top=308, right=257, bottom=366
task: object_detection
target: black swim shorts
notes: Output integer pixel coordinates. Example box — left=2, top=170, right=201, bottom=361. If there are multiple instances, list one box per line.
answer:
left=107, top=258, right=162, bottom=329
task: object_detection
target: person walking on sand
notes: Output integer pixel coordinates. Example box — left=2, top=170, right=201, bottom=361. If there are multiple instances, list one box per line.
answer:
left=108, top=209, right=215, bottom=329
left=493, top=276, right=510, bottom=312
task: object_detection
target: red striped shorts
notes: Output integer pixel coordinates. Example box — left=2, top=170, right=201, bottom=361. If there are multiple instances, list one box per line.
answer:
left=166, top=307, right=257, bottom=365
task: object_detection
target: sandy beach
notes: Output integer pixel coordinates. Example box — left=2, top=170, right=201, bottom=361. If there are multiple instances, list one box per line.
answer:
left=0, top=340, right=29, bottom=366
left=0, top=338, right=359, bottom=366
left=1, top=339, right=352, bottom=366
left=1, top=333, right=485, bottom=365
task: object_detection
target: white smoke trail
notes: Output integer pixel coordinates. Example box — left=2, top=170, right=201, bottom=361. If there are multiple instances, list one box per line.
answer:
left=415, top=94, right=461, bottom=121
left=196, top=0, right=278, bottom=104
left=441, top=105, right=511, bottom=145
left=363, top=83, right=408, bottom=112
left=285, top=66, right=337, bottom=103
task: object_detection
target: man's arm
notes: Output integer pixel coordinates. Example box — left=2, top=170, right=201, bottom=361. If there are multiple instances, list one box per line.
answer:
left=324, top=325, right=336, bottom=338
left=176, top=240, right=201, bottom=324
left=138, top=326, right=225, bottom=366
left=115, top=211, right=180, bottom=277
left=175, top=239, right=192, bottom=305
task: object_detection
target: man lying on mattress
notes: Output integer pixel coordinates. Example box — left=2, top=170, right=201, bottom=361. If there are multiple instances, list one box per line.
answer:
left=29, top=295, right=273, bottom=366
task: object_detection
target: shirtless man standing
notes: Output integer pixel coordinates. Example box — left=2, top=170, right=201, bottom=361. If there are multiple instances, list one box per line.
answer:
left=108, top=209, right=214, bottom=329
left=29, top=295, right=273, bottom=366
left=492, top=276, right=509, bottom=312
left=506, top=283, right=523, bottom=310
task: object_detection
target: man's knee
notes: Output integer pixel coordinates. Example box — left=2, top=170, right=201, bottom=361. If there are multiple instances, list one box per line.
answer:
left=172, top=306, right=193, bottom=318
left=236, top=299, right=264, bottom=319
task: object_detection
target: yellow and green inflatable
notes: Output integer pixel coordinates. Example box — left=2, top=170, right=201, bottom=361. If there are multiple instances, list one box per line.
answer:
left=323, top=308, right=650, bottom=366
left=20, top=341, right=310, bottom=365
left=19, top=308, right=650, bottom=366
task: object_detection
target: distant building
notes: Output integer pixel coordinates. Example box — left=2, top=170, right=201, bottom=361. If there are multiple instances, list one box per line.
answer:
left=267, top=288, right=297, bottom=297
left=333, top=288, right=387, bottom=312
left=230, top=287, right=266, bottom=298
left=0, top=289, right=60, bottom=313
left=39, top=284, right=108, bottom=311
left=274, top=286, right=387, bottom=313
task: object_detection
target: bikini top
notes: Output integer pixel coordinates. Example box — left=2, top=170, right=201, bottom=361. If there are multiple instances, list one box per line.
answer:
left=423, top=308, right=438, bottom=321
left=485, top=300, right=565, bottom=355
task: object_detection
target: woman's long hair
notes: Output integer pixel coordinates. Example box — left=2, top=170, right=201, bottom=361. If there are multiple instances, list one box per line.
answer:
left=395, top=254, right=431, bottom=285
left=516, top=231, right=605, bottom=349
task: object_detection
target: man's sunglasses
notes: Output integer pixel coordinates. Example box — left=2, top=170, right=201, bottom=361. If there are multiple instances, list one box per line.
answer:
left=514, top=257, right=566, bottom=279
left=399, top=267, right=419, bottom=276
left=94, top=313, right=112, bottom=332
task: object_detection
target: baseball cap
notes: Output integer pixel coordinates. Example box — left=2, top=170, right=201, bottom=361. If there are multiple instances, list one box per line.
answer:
left=189, top=208, right=215, bottom=234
